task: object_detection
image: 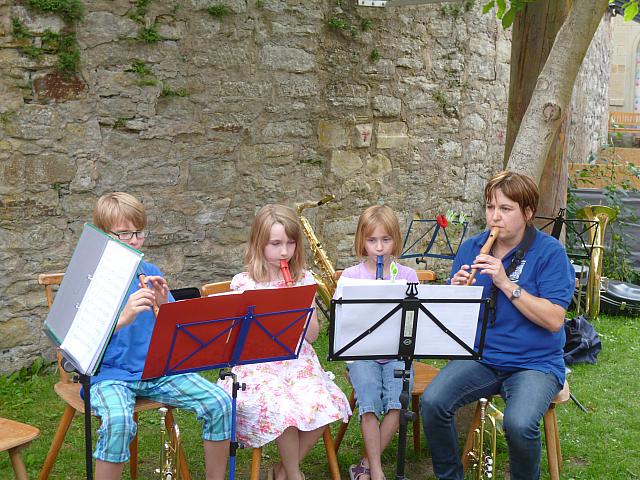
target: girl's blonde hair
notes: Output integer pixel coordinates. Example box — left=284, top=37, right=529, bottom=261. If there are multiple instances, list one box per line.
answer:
left=93, top=192, right=147, bottom=233
left=245, top=204, right=306, bottom=283
left=354, top=204, right=402, bottom=258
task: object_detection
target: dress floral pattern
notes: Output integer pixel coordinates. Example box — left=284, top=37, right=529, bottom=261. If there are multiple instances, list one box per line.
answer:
left=218, top=270, right=351, bottom=448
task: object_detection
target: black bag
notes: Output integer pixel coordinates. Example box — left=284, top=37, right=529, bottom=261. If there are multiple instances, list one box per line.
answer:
left=563, top=315, right=602, bottom=365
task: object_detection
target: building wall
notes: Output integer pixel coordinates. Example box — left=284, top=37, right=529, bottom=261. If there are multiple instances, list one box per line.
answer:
left=609, top=13, right=640, bottom=112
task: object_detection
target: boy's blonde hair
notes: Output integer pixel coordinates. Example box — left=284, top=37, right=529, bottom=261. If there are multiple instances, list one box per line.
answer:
left=245, top=204, right=306, bottom=283
left=93, top=192, right=147, bottom=233
left=354, top=204, right=402, bottom=258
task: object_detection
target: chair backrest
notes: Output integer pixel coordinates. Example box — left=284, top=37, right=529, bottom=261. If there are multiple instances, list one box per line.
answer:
left=416, top=270, right=436, bottom=283
left=170, top=287, right=201, bottom=300
left=201, top=280, right=232, bottom=296
left=37, top=273, right=70, bottom=384
left=334, top=269, right=435, bottom=282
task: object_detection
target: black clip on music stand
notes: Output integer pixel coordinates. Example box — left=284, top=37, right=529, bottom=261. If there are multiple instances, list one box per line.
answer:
left=142, top=287, right=316, bottom=480
left=329, top=283, right=490, bottom=480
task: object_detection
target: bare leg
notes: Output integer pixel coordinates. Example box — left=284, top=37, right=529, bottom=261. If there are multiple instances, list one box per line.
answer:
left=275, top=427, right=303, bottom=480
left=379, top=410, right=399, bottom=453
left=95, top=460, right=125, bottom=480
left=204, top=439, right=230, bottom=480
left=297, top=425, right=327, bottom=461
left=361, top=413, right=380, bottom=480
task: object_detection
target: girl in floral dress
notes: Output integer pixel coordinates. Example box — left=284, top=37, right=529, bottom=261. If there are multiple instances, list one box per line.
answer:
left=219, top=204, right=350, bottom=480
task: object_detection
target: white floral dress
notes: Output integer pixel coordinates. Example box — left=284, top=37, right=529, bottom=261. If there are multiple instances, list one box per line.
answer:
left=218, top=271, right=351, bottom=448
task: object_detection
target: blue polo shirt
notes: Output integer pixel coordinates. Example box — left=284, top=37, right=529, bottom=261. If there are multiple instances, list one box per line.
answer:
left=452, top=229, right=575, bottom=385
left=92, top=261, right=174, bottom=384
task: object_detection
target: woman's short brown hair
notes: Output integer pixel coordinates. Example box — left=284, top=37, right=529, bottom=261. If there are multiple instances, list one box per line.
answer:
left=485, top=171, right=539, bottom=221
left=354, top=204, right=403, bottom=258
left=245, top=204, right=306, bottom=283
left=93, top=192, right=147, bottom=233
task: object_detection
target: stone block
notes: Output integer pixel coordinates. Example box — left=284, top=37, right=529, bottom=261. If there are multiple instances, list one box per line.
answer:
left=373, top=95, right=402, bottom=117
left=366, top=153, right=392, bottom=179
left=353, top=124, right=372, bottom=148
left=330, top=150, right=362, bottom=178
left=318, top=120, right=348, bottom=149
left=376, top=121, right=409, bottom=149
left=259, top=44, right=315, bottom=73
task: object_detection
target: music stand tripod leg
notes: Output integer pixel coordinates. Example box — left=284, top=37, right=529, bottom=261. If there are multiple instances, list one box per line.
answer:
left=393, top=358, right=416, bottom=480
left=79, top=373, right=94, bottom=480
left=220, top=369, right=246, bottom=480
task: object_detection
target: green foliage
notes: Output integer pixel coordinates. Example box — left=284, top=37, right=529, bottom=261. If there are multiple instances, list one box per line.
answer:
left=12, top=17, right=32, bottom=40
left=624, top=0, right=639, bottom=22
left=112, top=117, right=128, bottom=129
left=130, top=0, right=152, bottom=23
left=160, top=84, right=189, bottom=97
left=25, top=0, right=84, bottom=22
left=19, top=44, right=43, bottom=60
left=360, top=19, right=373, bottom=32
left=207, top=4, right=232, bottom=17
left=56, top=31, right=80, bottom=75
left=129, top=59, right=153, bottom=77
left=255, top=0, right=265, bottom=7
left=567, top=153, right=640, bottom=284
left=327, top=16, right=358, bottom=36
left=138, top=23, right=162, bottom=43
left=369, top=48, right=380, bottom=62
left=441, top=0, right=475, bottom=18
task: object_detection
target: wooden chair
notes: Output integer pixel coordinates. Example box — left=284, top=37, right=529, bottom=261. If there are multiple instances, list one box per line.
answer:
left=461, top=381, right=571, bottom=480
left=200, top=279, right=341, bottom=480
left=37, top=273, right=191, bottom=480
left=333, top=361, right=440, bottom=454
left=0, top=417, right=40, bottom=480
left=201, top=280, right=232, bottom=296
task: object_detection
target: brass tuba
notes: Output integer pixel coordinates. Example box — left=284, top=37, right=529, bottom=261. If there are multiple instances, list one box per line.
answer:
left=576, top=205, right=617, bottom=320
left=296, top=195, right=337, bottom=312
left=467, top=398, right=497, bottom=480
left=156, top=407, right=180, bottom=480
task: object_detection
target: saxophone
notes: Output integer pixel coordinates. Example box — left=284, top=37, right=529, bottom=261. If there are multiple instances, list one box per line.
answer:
left=296, top=195, right=337, bottom=312
left=156, top=407, right=180, bottom=480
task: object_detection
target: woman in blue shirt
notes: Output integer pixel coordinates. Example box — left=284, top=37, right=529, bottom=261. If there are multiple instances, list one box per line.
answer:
left=420, top=171, right=575, bottom=480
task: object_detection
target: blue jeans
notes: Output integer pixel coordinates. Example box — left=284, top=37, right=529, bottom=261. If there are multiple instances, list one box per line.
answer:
left=348, top=360, right=414, bottom=418
left=420, top=360, right=561, bottom=480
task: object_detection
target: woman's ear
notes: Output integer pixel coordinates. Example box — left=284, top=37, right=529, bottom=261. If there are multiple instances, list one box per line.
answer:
left=524, top=207, right=534, bottom=224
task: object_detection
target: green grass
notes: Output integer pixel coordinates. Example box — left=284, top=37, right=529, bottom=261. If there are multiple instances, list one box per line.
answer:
left=1, top=314, right=638, bottom=478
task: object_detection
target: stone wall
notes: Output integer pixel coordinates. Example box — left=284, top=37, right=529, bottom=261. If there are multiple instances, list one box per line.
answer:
left=1, top=0, right=513, bottom=373
left=566, top=14, right=612, bottom=165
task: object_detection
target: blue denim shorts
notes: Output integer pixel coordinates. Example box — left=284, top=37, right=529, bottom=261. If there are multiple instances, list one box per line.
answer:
left=347, top=360, right=414, bottom=418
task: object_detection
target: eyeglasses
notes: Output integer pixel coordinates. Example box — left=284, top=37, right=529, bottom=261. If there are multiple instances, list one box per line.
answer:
left=111, top=231, right=146, bottom=241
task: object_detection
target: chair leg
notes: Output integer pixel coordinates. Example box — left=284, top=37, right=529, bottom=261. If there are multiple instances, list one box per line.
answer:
left=39, top=404, right=77, bottom=480
left=543, top=405, right=561, bottom=480
left=412, top=393, right=421, bottom=452
left=9, top=445, right=29, bottom=480
left=250, top=448, right=262, bottom=480
left=334, top=390, right=356, bottom=453
left=323, top=426, right=341, bottom=480
left=461, top=402, right=483, bottom=473
left=165, top=409, right=191, bottom=480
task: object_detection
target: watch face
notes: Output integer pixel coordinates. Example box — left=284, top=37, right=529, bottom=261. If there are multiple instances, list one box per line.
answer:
left=512, top=287, right=521, bottom=298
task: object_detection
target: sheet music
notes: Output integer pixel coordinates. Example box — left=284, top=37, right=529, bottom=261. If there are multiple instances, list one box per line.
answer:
left=334, top=282, right=483, bottom=357
left=61, top=241, right=141, bottom=374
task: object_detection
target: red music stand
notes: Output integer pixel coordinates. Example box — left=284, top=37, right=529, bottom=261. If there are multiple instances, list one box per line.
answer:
left=141, top=283, right=317, bottom=480
left=142, top=283, right=317, bottom=379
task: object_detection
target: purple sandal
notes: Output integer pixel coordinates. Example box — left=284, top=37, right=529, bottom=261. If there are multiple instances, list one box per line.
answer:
left=349, top=460, right=370, bottom=480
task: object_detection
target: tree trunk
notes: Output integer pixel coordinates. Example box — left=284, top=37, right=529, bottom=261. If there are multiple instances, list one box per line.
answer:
left=506, top=0, right=609, bottom=184
left=505, top=1, right=571, bottom=220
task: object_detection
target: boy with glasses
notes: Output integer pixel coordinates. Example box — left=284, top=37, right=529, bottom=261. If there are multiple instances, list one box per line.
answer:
left=90, top=192, right=231, bottom=480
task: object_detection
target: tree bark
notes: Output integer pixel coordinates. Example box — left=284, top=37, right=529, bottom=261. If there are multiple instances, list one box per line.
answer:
left=505, top=1, right=570, bottom=220
left=506, top=0, right=609, bottom=184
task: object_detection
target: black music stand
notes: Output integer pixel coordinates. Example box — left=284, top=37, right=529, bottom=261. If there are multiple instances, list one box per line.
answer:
left=400, top=219, right=469, bottom=267
left=329, top=282, right=490, bottom=480
left=142, top=284, right=317, bottom=480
